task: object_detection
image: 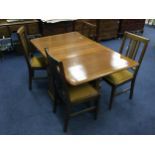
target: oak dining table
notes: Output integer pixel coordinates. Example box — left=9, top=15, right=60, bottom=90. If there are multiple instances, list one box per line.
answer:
left=30, top=32, right=138, bottom=86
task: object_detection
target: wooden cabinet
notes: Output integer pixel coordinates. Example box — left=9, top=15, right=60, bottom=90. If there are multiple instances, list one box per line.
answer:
left=75, top=19, right=146, bottom=40
left=0, top=20, right=42, bottom=53
left=0, top=26, right=10, bottom=37
left=118, top=19, right=145, bottom=35
left=74, top=19, right=119, bottom=41
left=26, top=22, right=40, bottom=35
left=0, top=19, right=41, bottom=38
left=0, top=19, right=145, bottom=41
left=74, top=19, right=97, bottom=38
left=42, top=20, right=74, bottom=36
left=9, top=25, right=22, bottom=33
left=96, top=19, right=119, bottom=41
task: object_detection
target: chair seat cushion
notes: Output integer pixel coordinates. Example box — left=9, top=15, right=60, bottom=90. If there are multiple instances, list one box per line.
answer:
left=31, top=56, right=47, bottom=68
left=104, top=70, right=133, bottom=85
left=69, top=83, right=99, bottom=103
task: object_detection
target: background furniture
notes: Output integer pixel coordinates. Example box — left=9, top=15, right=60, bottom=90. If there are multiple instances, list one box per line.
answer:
left=75, top=19, right=145, bottom=41
left=77, top=20, right=96, bottom=39
left=0, top=37, right=13, bottom=56
left=104, top=32, right=149, bottom=110
left=74, top=19, right=96, bottom=39
left=74, top=19, right=120, bottom=41
left=0, top=19, right=42, bottom=53
left=146, top=19, right=155, bottom=25
left=96, top=19, right=119, bottom=41
left=0, top=19, right=146, bottom=42
left=118, top=19, right=145, bottom=35
left=0, top=19, right=41, bottom=38
left=41, top=20, right=74, bottom=36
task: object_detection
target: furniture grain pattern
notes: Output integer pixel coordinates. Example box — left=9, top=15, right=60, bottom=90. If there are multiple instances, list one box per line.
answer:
left=118, top=19, right=145, bottom=35
left=0, top=19, right=41, bottom=37
left=42, top=20, right=74, bottom=36
left=74, top=19, right=119, bottom=41
left=31, top=32, right=138, bottom=86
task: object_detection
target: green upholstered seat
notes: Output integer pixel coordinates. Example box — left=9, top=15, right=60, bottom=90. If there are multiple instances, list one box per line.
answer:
left=31, top=56, right=47, bottom=68
left=104, top=70, right=133, bottom=85
left=69, top=83, right=99, bottom=103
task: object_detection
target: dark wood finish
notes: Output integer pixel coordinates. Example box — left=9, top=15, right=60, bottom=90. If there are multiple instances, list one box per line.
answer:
left=96, top=19, right=119, bottom=41
left=118, top=19, right=145, bottom=35
left=74, top=19, right=97, bottom=40
left=74, top=19, right=119, bottom=41
left=31, top=32, right=138, bottom=86
left=42, top=20, right=74, bottom=36
left=45, top=48, right=100, bottom=132
left=0, top=26, right=10, bottom=37
left=75, top=19, right=146, bottom=40
left=0, top=19, right=41, bottom=38
left=104, top=32, right=149, bottom=110
left=79, top=20, right=96, bottom=40
left=27, top=22, right=40, bottom=35
left=17, top=26, right=46, bottom=90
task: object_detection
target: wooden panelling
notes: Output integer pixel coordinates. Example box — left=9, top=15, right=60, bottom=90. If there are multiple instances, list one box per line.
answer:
left=42, top=21, right=74, bottom=36
left=9, top=25, right=23, bottom=33
left=0, top=26, right=10, bottom=37
left=96, top=19, right=119, bottom=40
left=27, top=22, right=40, bottom=35
left=74, top=19, right=145, bottom=40
left=0, top=20, right=41, bottom=38
left=74, top=19, right=97, bottom=37
left=74, top=19, right=119, bottom=41
left=119, top=19, right=145, bottom=34
left=0, top=19, right=146, bottom=41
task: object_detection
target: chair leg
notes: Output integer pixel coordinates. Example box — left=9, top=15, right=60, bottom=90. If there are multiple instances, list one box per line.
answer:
left=109, top=86, right=116, bottom=110
left=53, top=101, right=57, bottom=113
left=53, top=97, right=59, bottom=113
left=129, top=80, right=135, bottom=99
left=63, top=106, right=70, bottom=132
left=64, top=114, right=70, bottom=132
left=31, top=70, right=34, bottom=77
left=94, top=97, right=99, bottom=120
left=29, top=70, right=33, bottom=90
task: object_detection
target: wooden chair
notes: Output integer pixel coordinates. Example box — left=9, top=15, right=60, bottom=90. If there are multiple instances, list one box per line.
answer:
left=45, top=49, right=58, bottom=113
left=80, top=20, right=96, bottom=40
left=17, top=26, right=47, bottom=90
left=104, top=32, right=149, bottom=110
left=45, top=48, right=100, bottom=132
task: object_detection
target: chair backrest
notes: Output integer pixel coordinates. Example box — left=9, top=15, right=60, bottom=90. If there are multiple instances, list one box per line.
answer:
left=45, top=48, right=70, bottom=104
left=17, top=26, right=31, bottom=68
left=119, top=32, right=149, bottom=66
left=45, top=48, right=56, bottom=98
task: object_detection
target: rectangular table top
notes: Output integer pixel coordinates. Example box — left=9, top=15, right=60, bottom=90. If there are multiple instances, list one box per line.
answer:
left=31, top=32, right=138, bottom=85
